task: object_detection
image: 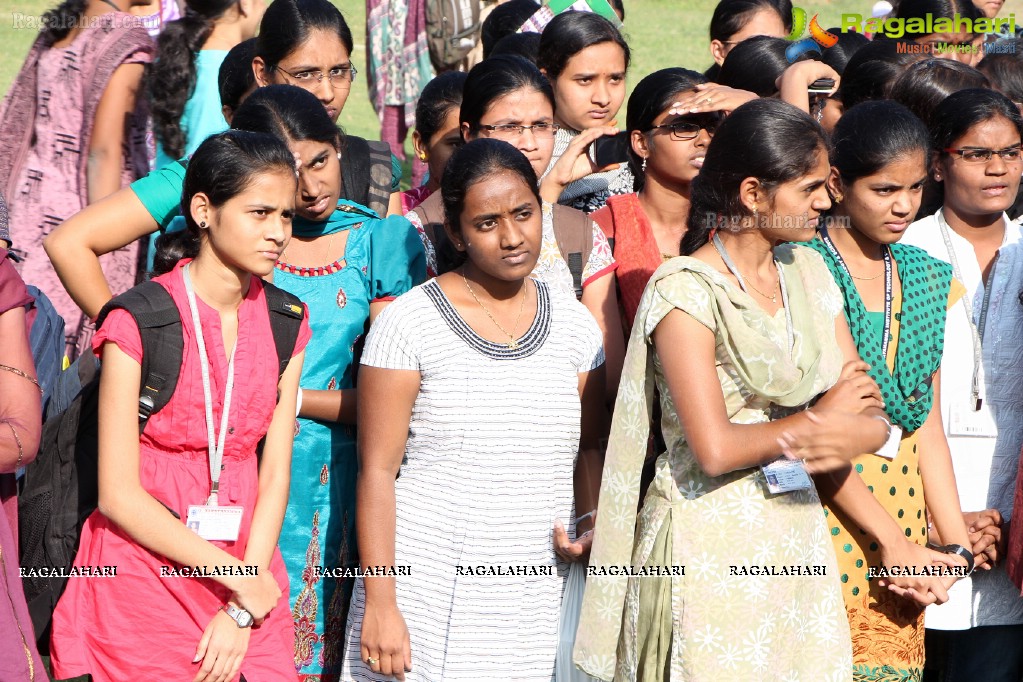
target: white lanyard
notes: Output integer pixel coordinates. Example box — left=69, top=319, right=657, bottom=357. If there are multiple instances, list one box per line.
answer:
left=183, top=264, right=237, bottom=506
left=712, top=234, right=795, bottom=354
left=936, top=210, right=996, bottom=410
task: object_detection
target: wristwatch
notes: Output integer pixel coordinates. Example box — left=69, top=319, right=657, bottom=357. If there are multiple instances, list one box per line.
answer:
left=940, top=543, right=975, bottom=577
left=223, top=603, right=254, bottom=628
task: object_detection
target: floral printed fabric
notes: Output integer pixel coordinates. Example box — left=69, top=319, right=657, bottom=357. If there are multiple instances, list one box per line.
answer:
left=574, top=245, right=854, bottom=681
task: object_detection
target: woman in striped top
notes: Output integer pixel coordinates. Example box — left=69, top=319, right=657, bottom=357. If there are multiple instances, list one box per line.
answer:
left=343, top=138, right=606, bottom=681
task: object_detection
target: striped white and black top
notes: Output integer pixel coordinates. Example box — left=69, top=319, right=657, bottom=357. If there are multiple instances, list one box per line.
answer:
left=343, top=279, right=604, bottom=682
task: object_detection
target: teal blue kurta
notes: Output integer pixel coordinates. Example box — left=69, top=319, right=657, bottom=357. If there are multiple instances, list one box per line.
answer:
left=273, top=203, right=426, bottom=676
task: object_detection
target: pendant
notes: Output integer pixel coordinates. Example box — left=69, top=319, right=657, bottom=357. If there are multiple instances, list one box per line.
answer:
left=507, top=340, right=520, bottom=350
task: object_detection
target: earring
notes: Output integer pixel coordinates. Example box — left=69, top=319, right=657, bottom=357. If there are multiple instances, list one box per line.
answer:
left=752, top=207, right=759, bottom=226
left=418, top=153, right=427, bottom=161
left=200, top=221, right=207, bottom=228
left=641, top=157, right=647, bottom=172
left=834, top=194, right=843, bottom=204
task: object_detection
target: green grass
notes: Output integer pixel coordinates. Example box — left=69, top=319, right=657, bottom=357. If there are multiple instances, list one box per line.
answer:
left=4, top=0, right=1022, bottom=147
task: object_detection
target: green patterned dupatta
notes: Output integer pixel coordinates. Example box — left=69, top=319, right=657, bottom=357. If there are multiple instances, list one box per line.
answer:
left=804, top=236, right=952, bottom=432
left=573, top=246, right=837, bottom=681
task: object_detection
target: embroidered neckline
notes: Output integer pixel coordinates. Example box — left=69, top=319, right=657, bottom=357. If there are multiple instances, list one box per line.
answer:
left=275, top=257, right=346, bottom=277
left=424, top=279, right=551, bottom=359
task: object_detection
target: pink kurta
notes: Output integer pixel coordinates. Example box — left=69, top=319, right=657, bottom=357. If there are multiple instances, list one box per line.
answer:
left=1, top=14, right=153, bottom=359
left=50, top=260, right=310, bottom=681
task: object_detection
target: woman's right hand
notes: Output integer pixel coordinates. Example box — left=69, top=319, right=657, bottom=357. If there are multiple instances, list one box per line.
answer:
left=876, top=538, right=966, bottom=606
left=814, top=361, right=884, bottom=415
left=231, top=569, right=282, bottom=623
left=360, top=600, right=412, bottom=680
left=777, top=410, right=889, bottom=473
left=539, top=125, right=619, bottom=203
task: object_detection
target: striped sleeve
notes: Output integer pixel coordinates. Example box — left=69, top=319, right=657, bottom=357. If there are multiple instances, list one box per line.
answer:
left=361, top=291, right=422, bottom=371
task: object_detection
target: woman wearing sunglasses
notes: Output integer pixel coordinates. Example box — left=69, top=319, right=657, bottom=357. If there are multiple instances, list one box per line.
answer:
left=591, top=68, right=721, bottom=336
left=903, top=89, right=1023, bottom=682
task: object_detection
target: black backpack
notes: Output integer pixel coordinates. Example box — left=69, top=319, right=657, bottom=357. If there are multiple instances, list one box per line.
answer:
left=17, top=279, right=304, bottom=648
left=340, top=135, right=394, bottom=219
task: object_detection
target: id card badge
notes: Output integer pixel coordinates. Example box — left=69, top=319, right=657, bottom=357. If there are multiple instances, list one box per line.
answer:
left=760, top=457, right=813, bottom=495
left=186, top=505, right=244, bottom=542
left=875, top=424, right=903, bottom=459
left=948, top=398, right=997, bottom=438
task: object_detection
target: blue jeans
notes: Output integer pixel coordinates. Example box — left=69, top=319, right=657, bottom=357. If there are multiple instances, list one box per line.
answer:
left=923, top=625, right=1023, bottom=682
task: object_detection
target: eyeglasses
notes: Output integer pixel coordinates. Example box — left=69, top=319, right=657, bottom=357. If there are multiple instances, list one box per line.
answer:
left=943, top=145, right=1023, bottom=163
left=646, top=119, right=718, bottom=141
left=275, top=65, right=358, bottom=89
left=478, top=123, right=561, bottom=138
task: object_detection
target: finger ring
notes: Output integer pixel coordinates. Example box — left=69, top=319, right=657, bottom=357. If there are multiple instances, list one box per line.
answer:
left=705, top=96, right=713, bottom=104
left=367, top=657, right=379, bottom=665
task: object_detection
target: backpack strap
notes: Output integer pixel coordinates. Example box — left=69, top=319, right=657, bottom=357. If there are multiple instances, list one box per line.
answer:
left=96, top=281, right=182, bottom=433
left=550, top=204, right=594, bottom=300
left=413, top=192, right=463, bottom=274
left=340, top=136, right=394, bottom=219
left=365, top=140, right=395, bottom=219
left=261, top=281, right=305, bottom=381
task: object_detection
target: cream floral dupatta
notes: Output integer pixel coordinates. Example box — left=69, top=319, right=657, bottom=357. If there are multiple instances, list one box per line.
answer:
left=572, top=246, right=851, bottom=682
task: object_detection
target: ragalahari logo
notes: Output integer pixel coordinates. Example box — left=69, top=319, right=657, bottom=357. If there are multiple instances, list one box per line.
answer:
left=785, top=7, right=839, bottom=62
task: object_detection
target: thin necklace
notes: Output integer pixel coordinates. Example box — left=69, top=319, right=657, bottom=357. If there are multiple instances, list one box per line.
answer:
left=281, top=231, right=338, bottom=265
left=462, top=271, right=527, bottom=349
left=849, top=270, right=884, bottom=281
left=743, top=276, right=779, bottom=303
left=711, top=233, right=779, bottom=303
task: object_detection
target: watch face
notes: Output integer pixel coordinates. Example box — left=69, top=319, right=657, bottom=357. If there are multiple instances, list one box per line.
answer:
left=238, top=611, right=253, bottom=627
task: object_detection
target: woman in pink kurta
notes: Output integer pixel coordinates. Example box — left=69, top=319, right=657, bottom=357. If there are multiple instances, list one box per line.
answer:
left=50, top=257, right=310, bottom=680
left=0, top=6, right=153, bottom=359
left=48, top=129, right=307, bottom=680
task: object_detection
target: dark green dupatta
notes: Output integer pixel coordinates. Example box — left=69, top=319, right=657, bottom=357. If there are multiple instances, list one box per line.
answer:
left=805, top=234, right=954, bottom=432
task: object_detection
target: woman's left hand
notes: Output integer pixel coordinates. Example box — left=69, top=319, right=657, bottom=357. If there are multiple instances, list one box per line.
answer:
left=540, top=125, right=619, bottom=203
left=192, top=609, right=252, bottom=682
left=553, top=518, right=592, bottom=562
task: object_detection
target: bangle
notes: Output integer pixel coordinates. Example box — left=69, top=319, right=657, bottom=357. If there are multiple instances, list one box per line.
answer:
left=0, top=363, right=42, bottom=394
left=1, top=419, right=25, bottom=468
left=872, top=414, right=893, bottom=438
left=295, top=386, right=303, bottom=418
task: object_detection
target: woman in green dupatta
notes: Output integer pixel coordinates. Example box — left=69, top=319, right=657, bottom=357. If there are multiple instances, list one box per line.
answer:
left=804, top=100, right=972, bottom=682
left=574, top=99, right=892, bottom=682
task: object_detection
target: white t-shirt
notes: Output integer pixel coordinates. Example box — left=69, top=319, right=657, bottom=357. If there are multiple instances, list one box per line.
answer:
left=903, top=210, right=1023, bottom=629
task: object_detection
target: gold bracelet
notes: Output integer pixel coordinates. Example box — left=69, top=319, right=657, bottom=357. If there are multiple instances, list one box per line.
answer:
left=0, top=363, right=42, bottom=394
left=1, top=419, right=25, bottom=468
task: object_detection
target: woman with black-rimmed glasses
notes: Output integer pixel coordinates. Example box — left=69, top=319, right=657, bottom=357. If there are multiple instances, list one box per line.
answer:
left=903, top=88, right=1023, bottom=682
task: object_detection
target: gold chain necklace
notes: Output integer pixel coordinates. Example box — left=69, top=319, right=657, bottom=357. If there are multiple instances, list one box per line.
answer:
left=462, top=272, right=527, bottom=349
left=849, top=270, right=884, bottom=281
left=744, top=275, right=780, bottom=303
left=281, top=230, right=337, bottom=265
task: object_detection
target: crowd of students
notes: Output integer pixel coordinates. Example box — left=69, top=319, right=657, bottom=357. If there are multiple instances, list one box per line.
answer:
left=4, top=0, right=1023, bottom=680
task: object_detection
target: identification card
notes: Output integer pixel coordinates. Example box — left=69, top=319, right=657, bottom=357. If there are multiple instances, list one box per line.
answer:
left=760, top=457, right=813, bottom=495
left=186, top=505, right=244, bottom=542
left=948, top=398, right=997, bottom=438
left=875, top=424, right=903, bottom=459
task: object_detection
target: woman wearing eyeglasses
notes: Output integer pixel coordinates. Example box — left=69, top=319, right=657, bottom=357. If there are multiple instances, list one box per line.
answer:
left=590, top=68, right=719, bottom=336
left=901, top=89, right=1023, bottom=682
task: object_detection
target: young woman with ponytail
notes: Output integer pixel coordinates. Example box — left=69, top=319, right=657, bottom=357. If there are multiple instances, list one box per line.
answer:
left=576, top=99, right=891, bottom=680
left=0, top=0, right=154, bottom=359
left=150, top=0, right=266, bottom=170
left=49, top=130, right=309, bottom=680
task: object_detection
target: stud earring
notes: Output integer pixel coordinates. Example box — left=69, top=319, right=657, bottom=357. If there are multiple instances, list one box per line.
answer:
left=641, top=157, right=647, bottom=172
left=418, top=153, right=427, bottom=161
left=833, top=194, right=843, bottom=204
left=200, top=221, right=207, bottom=228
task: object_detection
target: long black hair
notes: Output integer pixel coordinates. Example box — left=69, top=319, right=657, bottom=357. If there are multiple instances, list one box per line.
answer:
left=709, top=0, right=792, bottom=42
left=837, top=38, right=924, bottom=108
left=682, top=99, right=827, bottom=255
left=255, top=0, right=354, bottom=70
left=480, top=0, right=540, bottom=59
left=626, top=67, right=709, bottom=185
left=831, top=101, right=931, bottom=184
left=931, top=88, right=1023, bottom=154
left=892, top=0, right=982, bottom=38
left=441, top=138, right=541, bottom=270
left=716, top=35, right=793, bottom=97
left=150, top=0, right=240, bottom=160
left=40, top=0, right=86, bottom=42
left=230, top=84, right=341, bottom=148
left=415, top=72, right=468, bottom=145
left=218, top=37, right=257, bottom=114
left=890, top=59, right=990, bottom=129
left=820, top=29, right=869, bottom=74
left=536, top=10, right=631, bottom=80
left=978, top=42, right=1023, bottom=103
left=154, top=130, right=296, bottom=271
left=460, top=55, right=554, bottom=136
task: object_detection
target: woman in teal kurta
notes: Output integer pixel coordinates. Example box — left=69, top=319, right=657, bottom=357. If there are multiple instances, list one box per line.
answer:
left=276, top=201, right=425, bottom=673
